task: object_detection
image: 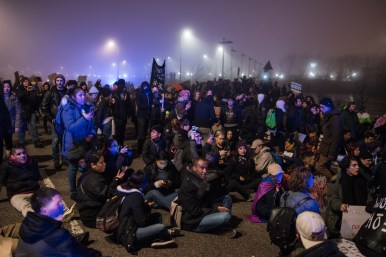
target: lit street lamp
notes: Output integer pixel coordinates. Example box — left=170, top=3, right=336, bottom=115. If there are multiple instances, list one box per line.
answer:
left=219, top=38, right=233, bottom=79
left=180, top=29, right=193, bottom=82
left=106, top=40, right=120, bottom=79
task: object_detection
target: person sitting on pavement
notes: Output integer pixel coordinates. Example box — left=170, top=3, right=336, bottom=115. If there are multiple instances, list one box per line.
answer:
left=291, top=211, right=346, bottom=257
left=0, top=145, right=40, bottom=217
left=76, top=150, right=125, bottom=228
left=325, top=157, right=370, bottom=238
left=280, top=166, right=320, bottom=216
left=142, top=125, right=166, bottom=166
left=143, top=151, right=180, bottom=210
left=115, top=170, right=177, bottom=252
left=251, top=138, right=275, bottom=177
left=103, top=139, right=133, bottom=184
left=223, top=140, right=258, bottom=201
left=14, top=187, right=103, bottom=257
left=247, top=163, right=288, bottom=223
left=178, top=157, right=236, bottom=237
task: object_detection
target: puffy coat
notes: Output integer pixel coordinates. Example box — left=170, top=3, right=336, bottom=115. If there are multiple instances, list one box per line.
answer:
left=4, top=93, right=22, bottom=131
left=319, top=108, right=342, bottom=158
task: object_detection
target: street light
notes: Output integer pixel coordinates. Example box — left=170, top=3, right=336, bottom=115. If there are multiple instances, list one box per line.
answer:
left=106, top=39, right=120, bottom=79
left=219, top=38, right=233, bottom=79
left=180, top=29, right=193, bottom=82
left=231, top=48, right=237, bottom=79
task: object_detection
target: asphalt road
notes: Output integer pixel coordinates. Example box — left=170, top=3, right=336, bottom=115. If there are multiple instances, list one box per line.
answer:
left=0, top=122, right=280, bottom=257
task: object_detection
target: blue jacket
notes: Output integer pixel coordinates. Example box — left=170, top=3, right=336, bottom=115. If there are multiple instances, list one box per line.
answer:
left=61, top=97, right=95, bottom=159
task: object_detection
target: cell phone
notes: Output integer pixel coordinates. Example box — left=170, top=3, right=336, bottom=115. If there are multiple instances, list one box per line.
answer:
left=210, top=134, right=214, bottom=139
left=192, top=126, right=197, bottom=133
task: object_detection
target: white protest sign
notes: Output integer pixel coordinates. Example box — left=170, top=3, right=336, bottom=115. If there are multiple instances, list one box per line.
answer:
left=340, top=205, right=370, bottom=239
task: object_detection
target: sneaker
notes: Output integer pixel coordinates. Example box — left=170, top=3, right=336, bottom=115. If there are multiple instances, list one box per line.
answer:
left=168, top=227, right=181, bottom=237
left=216, top=227, right=237, bottom=238
left=151, top=238, right=177, bottom=249
left=62, top=203, right=76, bottom=222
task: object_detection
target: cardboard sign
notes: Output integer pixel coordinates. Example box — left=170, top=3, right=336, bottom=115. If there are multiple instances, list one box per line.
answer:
left=340, top=205, right=370, bottom=239
left=290, top=82, right=302, bottom=93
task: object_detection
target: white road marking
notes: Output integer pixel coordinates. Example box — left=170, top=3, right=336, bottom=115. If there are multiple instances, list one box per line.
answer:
left=40, top=169, right=84, bottom=235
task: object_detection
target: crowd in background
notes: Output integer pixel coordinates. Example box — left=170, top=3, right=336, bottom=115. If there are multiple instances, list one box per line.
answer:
left=1, top=72, right=386, bottom=256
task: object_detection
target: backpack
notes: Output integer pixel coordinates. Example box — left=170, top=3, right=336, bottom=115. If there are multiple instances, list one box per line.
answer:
left=265, top=109, right=276, bottom=129
left=95, top=195, right=125, bottom=233
left=267, top=192, right=312, bottom=254
left=53, top=104, right=65, bottom=137
left=170, top=196, right=183, bottom=228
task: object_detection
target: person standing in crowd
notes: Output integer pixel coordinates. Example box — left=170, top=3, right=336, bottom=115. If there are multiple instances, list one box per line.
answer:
left=194, top=88, right=216, bottom=141
left=174, top=89, right=191, bottom=120
left=315, top=97, right=342, bottom=181
left=286, top=96, right=304, bottom=136
left=178, top=157, right=236, bottom=236
left=220, top=97, right=242, bottom=140
left=62, top=87, right=96, bottom=200
left=14, top=187, right=103, bottom=257
left=340, top=101, right=359, bottom=141
left=111, top=80, right=132, bottom=146
left=135, top=81, right=152, bottom=154
left=94, top=87, right=114, bottom=139
left=2, top=80, right=22, bottom=160
left=256, top=93, right=268, bottom=137
left=16, top=77, right=43, bottom=148
left=271, top=99, right=286, bottom=152
left=149, top=85, right=164, bottom=128
left=40, top=74, right=68, bottom=169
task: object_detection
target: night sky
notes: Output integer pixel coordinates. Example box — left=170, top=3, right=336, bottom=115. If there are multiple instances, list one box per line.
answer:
left=0, top=0, right=385, bottom=85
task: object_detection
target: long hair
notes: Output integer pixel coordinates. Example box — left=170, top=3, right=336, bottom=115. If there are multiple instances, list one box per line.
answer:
left=289, top=166, right=312, bottom=192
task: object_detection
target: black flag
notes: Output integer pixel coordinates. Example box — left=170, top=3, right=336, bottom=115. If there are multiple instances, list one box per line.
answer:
left=263, top=61, right=273, bottom=73
left=150, top=58, right=165, bottom=91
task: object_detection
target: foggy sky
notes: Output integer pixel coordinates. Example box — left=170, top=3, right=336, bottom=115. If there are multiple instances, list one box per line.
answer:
left=0, top=0, right=385, bottom=85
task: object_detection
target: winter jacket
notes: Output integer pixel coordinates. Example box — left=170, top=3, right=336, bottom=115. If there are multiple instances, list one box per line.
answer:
left=40, top=86, right=68, bottom=121
left=4, top=93, right=22, bottom=131
left=340, top=109, right=359, bottom=140
left=143, top=163, right=180, bottom=196
left=0, top=96, right=12, bottom=136
left=178, top=169, right=220, bottom=231
left=61, top=97, right=96, bottom=159
left=253, top=146, right=275, bottom=175
left=0, top=156, right=40, bottom=199
left=76, top=170, right=119, bottom=227
left=15, top=86, right=40, bottom=121
left=194, top=96, right=216, bottom=128
left=319, top=108, right=342, bottom=158
left=15, top=212, right=101, bottom=257
left=135, top=87, right=152, bottom=119
left=141, top=138, right=167, bottom=165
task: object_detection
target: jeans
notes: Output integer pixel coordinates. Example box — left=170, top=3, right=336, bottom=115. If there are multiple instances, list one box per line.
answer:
left=144, top=190, right=177, bottom=210
left=194, top=195, right=232, bottom=232
left=67, top=160, right=78, bottom=194
left=136, top=212, right=167, bottom=244
left=19, top=113, right=40, bottom=144
left=51, top=124, right=60, bottom=162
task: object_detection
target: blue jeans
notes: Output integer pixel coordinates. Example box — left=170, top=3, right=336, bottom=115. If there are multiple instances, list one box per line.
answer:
left=144, top=190, right=177, bottom=210
left=67, top=160, right=78, bottom=194
left=194, top=195, right=232, bottom=232
left=136, top=212, right=167, bottom=244
left=51, top=124, right=60, bottom=162
left=19, top=113, right=40, bottom=144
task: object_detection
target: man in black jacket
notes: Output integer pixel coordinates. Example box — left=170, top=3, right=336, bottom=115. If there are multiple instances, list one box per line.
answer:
left=40, top=74, right=68, bottom=169
left=0, top=145, right=40, bottom=217
left=178, top=157, right=236, bottom=236
left=16, top=77, right=43, bottom=148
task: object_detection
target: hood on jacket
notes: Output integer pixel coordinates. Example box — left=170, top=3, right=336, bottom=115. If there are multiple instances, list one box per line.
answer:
left=19, top=212, right=62, bottom=243
left=276, top=100, right=286, bottom=112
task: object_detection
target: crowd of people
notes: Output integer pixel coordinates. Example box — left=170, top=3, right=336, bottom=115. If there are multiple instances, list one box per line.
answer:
left=1, top=72, right=386, bottom=256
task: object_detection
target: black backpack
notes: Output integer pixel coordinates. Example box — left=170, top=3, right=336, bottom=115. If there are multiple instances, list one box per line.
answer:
left=95, top=195, right=125, bottom=233
left=267, top=192, right=312, bottom=254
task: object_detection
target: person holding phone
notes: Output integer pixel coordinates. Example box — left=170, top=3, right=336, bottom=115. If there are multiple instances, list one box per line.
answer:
left=62, top=87, right=96, bottom=200
left=143, top=151, right=180, bottom=210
